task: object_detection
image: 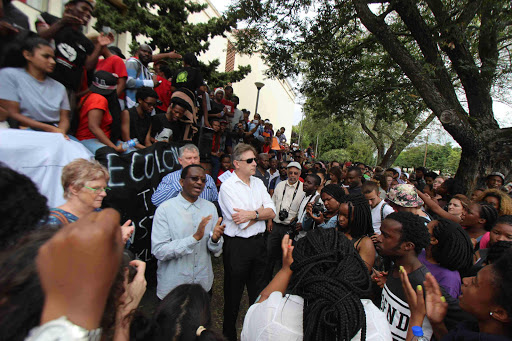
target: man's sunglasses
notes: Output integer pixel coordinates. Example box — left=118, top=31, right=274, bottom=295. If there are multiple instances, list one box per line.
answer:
left=239, top=158, right=256, bottom=164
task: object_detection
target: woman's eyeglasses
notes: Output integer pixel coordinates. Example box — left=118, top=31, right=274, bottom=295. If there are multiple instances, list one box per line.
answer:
left=84, top=186, right=111, bottom=193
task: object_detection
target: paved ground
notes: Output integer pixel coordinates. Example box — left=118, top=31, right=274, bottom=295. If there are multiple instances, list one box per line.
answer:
left=137, top=255, right=250, bottom=340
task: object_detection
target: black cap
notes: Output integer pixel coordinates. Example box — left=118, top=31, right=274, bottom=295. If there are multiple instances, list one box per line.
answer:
left=90, top=70, right=118, bottom=96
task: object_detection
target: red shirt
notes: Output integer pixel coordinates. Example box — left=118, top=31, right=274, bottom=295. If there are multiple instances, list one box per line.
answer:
left=96, top=55, right=128, bottom=99
left=212, top=133, right=221, bottom=153
left=155, top=76, right=172, bottom=112
left=216, top=169, right=234, bottom=186
left=221, top=98, right=235, bottom=115
left=75, top=93, right=112, bottom=141
left=96, top=55, right=128, bottom=78
left=262, top=144, right=270, bottom=153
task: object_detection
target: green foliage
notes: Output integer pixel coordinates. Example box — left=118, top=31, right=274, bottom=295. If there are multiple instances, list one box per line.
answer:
left=394, top=144, right=461, bottom=175
left=94, top=0, right=250, bottom=86
left=95, top=0, right=237, bottom=53
left=293, top=100, right=376, bottom=165
left=229, top=0, right=512, bottom=185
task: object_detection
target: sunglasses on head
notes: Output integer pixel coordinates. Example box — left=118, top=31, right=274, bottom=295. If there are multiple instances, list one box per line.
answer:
left=239, top=158, right=256, bottom=164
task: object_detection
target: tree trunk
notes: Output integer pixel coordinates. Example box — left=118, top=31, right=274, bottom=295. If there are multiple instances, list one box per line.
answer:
left=352, top=0, right=511, bottom=193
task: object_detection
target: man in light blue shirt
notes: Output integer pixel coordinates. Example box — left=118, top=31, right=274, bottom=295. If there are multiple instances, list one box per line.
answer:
left=151, top=144, right=218, bottom=207
left=152, top=164, right=225, bottom=299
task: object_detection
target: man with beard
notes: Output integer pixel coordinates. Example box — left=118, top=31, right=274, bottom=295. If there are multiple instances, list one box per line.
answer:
left=152, top=164, right=225, bottom=299
left=265, top=161, right=304, bottom=281
left=125, top=44, right=180, bottom=108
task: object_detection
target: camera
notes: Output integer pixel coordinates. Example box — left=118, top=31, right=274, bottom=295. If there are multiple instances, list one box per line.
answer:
left=312, top=202, right=326, bottom=215
left=279, top=209, right=289, bottom=221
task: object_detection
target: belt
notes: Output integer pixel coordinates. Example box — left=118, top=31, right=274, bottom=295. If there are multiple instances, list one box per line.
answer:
left=224, top=232, right=265, bottom=240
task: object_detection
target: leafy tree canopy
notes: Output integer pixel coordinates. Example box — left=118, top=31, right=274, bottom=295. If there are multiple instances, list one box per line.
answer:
left=394, top=143, right=461, bottom=175
left=94, top=0, right=251, bottom=86
left=229, top=0, right=512, bottom=192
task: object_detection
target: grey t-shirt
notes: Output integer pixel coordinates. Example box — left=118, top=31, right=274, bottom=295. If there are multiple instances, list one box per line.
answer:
left=0, top=67, right=70, bottom=123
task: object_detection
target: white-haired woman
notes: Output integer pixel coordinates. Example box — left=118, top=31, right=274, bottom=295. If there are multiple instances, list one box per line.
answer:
left=47, top=158, right=133, bottom=242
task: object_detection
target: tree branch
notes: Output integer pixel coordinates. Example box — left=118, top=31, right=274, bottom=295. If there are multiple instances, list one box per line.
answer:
left=352, top=0, right=477, bottom=150
left=425, top=0, right=498, bottom=128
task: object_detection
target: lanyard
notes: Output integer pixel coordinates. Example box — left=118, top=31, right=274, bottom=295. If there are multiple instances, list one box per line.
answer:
left=279, top=181, right=300, bottom=213
left=299, top=193, right=317, bottom=214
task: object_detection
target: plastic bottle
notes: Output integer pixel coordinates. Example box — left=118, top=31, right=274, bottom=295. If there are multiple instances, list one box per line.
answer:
left=411, top=326, right=428, bottom=341
left=122, top=138, right=138, bottom=150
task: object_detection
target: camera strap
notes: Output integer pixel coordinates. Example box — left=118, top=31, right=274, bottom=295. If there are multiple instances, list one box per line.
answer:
left=299, top=193, right=317, bottom=215
left=279, top=181, right=300, bottom=213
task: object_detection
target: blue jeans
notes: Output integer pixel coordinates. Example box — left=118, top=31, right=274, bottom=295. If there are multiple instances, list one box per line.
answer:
left=79, top=139, right=107, bottom=154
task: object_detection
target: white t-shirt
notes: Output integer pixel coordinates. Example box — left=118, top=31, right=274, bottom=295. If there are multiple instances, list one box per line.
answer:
left=0, top=67, right=69, bottom=123
left=371, top=200, right=394, bottom=234
left=241, top=292, right=392, bottom=341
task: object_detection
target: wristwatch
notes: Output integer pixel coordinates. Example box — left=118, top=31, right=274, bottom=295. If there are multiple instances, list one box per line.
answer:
left=26, top=316, right=102, bottom=341
left=254, top=210, right=259, bottom=220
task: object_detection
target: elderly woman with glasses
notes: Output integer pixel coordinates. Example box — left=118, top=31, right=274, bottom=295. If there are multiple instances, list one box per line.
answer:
left=47, top=158, right=133, bottom=242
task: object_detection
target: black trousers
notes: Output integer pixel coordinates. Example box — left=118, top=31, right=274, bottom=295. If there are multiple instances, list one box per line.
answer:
left=264, top=222, right=290, bottom=283
left=222, top=234, right=267, bottom=341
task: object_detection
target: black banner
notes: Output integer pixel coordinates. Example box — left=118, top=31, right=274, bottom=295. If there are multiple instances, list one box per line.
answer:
left=96, top=142, right=184, bottom=262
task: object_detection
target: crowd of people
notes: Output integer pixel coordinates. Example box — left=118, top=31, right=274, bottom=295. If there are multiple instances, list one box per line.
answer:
left=1, top=0, right=512, bottom=340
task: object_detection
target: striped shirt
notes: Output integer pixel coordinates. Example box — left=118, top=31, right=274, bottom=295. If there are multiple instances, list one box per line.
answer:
left=151, top=169, right=218, bottom=207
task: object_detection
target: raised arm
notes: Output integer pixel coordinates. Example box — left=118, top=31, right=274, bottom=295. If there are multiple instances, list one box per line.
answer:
left=416, top=188, right=459, bottom=223
left=257, top=235, right=294, bottom=303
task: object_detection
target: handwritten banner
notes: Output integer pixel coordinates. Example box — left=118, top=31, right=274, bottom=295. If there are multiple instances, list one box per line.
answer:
left=96, top=142, right=184, bottom=262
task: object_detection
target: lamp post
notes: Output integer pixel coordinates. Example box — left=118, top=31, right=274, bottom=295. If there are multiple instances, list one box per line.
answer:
left=254, top=82, right=265, bottom=115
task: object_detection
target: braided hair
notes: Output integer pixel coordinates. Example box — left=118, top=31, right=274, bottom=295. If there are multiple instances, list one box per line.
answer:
left=321, top=184, right=346, bottom=203
left=430, top=219, right=474, bottom=272
left=488, top=241, right=512, bottom=264
left=386, top=212, right=430, bottom=254
left=340, top=194, right=374, bottom=239
left=133, top=284, right=224, bottom=341
left=289, top=228, right=371, bottom=341
left=479, top=202, right=499, bottom=231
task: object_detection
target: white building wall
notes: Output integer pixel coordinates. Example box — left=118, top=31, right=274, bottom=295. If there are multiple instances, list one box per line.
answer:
left=12, top=0, right=296, bottom=134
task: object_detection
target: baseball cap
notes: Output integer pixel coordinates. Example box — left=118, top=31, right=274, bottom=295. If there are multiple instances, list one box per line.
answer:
left=287, top=161, right=302, bottom=171
left=90, top=71, right=118, bottom=96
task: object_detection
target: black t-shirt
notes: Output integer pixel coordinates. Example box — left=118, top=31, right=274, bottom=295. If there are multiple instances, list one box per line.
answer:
left=381, top=264, right=472, bottom=341
left=172, top=66, right=204, bottom=92
left=127, top=107, right=151, bottom=143
left=209, top=100, right=224, bottom=116
left=150, top=113, right=186, bottom=142
left=39, top=13, right=94, bottom=91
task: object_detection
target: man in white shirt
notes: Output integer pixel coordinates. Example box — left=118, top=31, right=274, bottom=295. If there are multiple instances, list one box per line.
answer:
left=219, top=143, right=277, bottom=341
left=265, top=162, right=304, bottom=281
left=362, top=181, right=393, bottom=236
left=151, top=164, right=225, bottom=299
